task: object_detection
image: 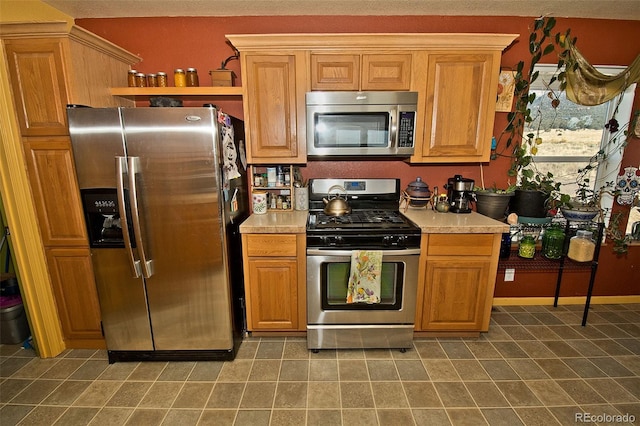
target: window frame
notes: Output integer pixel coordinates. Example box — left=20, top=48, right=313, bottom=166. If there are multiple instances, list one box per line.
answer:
left=525, top=63, right=637, bottom=223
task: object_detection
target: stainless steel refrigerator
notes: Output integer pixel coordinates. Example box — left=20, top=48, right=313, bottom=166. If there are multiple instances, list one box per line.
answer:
left=68, top=106, right=248, bottom=362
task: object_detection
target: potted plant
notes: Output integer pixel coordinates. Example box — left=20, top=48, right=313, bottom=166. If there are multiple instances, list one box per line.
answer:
left=555, top=178, right=602, bottom=222
left=474, top=184, right=516, bottom=220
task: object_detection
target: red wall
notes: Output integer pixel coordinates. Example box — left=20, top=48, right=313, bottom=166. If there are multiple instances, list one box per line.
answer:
left=77, top=16, right=640, bottom=296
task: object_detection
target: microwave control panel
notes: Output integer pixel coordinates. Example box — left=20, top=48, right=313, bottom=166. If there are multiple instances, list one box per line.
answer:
left=398, top=111, right=415, bottom=148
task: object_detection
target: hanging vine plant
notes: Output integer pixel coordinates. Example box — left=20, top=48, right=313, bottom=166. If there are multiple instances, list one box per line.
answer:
left=500, top=17, right=575, bottom=187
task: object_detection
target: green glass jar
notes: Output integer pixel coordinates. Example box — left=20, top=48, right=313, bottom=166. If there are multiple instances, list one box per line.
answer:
left=542, top=226, right=565, bottom=259
left=518, top=235, right=536, bottom=259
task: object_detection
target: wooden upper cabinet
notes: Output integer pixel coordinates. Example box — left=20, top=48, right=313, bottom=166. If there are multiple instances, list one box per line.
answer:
left=4, top=39, right=70, bottom=136
left=412, top=52, right=501, bottom=163
left=242, top=53, right=307, bottom=163
left=311, top=53, right=412, bottom=91
left=2, top=23, right=139, bottom=136
left=23, top=137, right=88, bottom=246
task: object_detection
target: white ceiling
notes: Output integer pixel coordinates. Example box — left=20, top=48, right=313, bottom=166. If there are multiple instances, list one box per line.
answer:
left=41, top=0, right=640, bottom=20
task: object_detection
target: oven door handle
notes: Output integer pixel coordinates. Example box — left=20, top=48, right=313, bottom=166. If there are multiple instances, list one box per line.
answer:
left=306, top=248, right=422, bottom=256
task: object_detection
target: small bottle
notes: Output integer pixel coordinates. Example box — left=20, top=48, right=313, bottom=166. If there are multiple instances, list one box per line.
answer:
left=127, top=70, right=137, bottom=87
left=284, top=167, right=291, bottom=186
left=276, top=196, right=283, bottom=210
left=499, top=232, right=512, bottom=259
left=134, top=72, right=147, bottom=87
left=518, top=235, right=536, bottom=259
left=568, top=230, right=596, bottom=262
left=282, top=197, right=288, bottom=210
left=542, top=225, right=565, bottom=259
left=186, top=68, right=199, bottom=87
left=146, top=73, right=158, bottom=87
left=276, top=166, right=284, bottom=187
left=156, top=72, right=168, bottom=87
left=270, top=194, right=277, bottom=209
left=174, top=69, right=186, bottom=87
left=254, top=174, right=262, bottom=187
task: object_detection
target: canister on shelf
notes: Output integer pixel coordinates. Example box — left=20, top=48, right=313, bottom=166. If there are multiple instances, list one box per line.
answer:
left=567, top=229, right=596, bottom=262
left=127, top=70, right=137, bottom=87
left=174, top=68, right=186, bottom=87
left=518, top=235, right=536, bottom=259
left=542, top=225, right=565, bottom=259
left=134, top=72, right=147, bottom=87
left=146, top=73, right=158, bottom=87
left=156, top=72, right=168, bottom=87
left=186, top=68, right=199, bottom=87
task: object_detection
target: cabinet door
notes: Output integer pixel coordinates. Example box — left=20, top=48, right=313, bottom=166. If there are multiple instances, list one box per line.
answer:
left=421, top=258, right=491, bottom=331
left=361, top=54, right=412, bottom=91
left=247, top=258, right=299, bottom=330
left=311, top=54, right=360, bottom=91
left=4, top=39, right=70, bottom=136
left=243, top=53, right=306, bottom=163
left=45, top=247, right=104, bottom=347
left=418, top=52, right=498, bottom=162
left=23, top=137, right=88, bottom=246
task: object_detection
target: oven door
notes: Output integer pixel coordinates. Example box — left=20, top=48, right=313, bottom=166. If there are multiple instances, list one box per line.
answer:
left=306, top=248, right=420, bottom=325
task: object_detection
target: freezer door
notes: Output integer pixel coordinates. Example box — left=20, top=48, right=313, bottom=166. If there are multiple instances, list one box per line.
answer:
left=68, top=107, right=126, bottom=189
left=122, top=107, right=234, bottom=350
left=91, top=249, right=154, bottom=350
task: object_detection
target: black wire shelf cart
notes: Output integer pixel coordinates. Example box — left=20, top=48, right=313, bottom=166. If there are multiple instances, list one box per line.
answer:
left=553, top=220, right=605, bottom=327
left=498, top=219, right=605, bottom=326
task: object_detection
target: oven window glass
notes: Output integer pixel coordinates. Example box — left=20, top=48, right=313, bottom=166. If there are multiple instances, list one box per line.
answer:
left=321, top=261, right=403, bottom=310
left=314, top=113, right=389, bottom=148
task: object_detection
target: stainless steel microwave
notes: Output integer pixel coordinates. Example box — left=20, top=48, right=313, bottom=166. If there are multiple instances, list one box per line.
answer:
left=306, top=91, right=418, bottom=157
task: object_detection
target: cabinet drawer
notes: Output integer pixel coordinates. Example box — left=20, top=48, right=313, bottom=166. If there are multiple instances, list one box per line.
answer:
left=427, top=234, right=494, bottom=256
left=246, top=234, right=298, bottom=257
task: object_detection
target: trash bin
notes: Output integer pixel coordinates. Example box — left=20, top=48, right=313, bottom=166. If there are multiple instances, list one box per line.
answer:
left=1, top=294, right=30, bottom=344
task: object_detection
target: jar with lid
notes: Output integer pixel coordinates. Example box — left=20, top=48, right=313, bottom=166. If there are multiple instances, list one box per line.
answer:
left=146, top=73, right=158, bottom=87
left=156, top=72, right=168, bottom=87
left=518, top=235, right=536, bottom=259
left=174, top=69, right=186, bottom=87
left=186, top=68, right=199, bottom=87
left=542, top=225, right=565, bottom=259
left=127, top=70, right=138, bottom=87
left=567, top=230, right=596, bottom=262
left=134, top=72, right=147, bottom=87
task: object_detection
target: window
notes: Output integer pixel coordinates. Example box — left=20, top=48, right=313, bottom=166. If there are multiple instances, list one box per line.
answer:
left=524, top=64, right=636, bottom=221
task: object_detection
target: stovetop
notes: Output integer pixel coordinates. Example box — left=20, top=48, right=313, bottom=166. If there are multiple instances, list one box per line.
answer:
left=308, top=210, right=417, bottom=231
left=306, top=178, right=421, bottom=249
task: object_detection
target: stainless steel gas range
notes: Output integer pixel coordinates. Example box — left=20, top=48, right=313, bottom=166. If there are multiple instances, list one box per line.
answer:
left=306, top=178, right=421, bottom=351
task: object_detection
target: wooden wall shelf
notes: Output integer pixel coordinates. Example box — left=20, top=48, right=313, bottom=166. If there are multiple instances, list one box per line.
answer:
left=110, top=87, right=243, bottom=97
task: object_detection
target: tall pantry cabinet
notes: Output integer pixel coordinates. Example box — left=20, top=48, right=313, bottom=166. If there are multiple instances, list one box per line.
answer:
left=1, top=22, right=139, bottom=348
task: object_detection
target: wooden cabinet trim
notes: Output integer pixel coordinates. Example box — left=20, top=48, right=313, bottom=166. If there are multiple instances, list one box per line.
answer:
left=427, top=233, right=494, bottom=256
left=246, top=234, right=298, bottom=257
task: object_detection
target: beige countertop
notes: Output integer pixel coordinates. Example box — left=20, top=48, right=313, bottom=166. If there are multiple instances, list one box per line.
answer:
left=401, top=208, right=510, bottom=233
left=239, top=208, right=509, bottom=234
left=239, top=210, right=309, bottom=234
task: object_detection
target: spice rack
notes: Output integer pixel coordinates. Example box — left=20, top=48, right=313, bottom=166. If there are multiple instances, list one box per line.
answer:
left=498, top=219, right=604, bottom=326
left=249, top=165, right=294, bottom=212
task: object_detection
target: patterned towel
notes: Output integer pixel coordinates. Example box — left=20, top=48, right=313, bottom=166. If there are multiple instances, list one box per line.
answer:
left=346, top=250, right=382, bottom=304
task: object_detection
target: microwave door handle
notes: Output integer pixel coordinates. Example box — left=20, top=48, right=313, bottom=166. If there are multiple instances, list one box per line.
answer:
left=389, top=109, right=398, bottom=148
left=116, top=156, right=142, bottom=278
left=127, top=156, right=154, bottom=278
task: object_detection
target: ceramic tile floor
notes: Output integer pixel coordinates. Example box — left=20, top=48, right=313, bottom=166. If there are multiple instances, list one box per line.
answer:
left=1, top=304, right=639, bottom=426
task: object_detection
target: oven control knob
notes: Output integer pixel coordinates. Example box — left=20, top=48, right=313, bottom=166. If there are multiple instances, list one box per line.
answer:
left=384, top=235, right=406, bottom=247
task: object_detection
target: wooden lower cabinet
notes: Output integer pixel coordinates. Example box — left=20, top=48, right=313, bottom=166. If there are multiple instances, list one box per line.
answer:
left=45, top=247, right=105, bottom=348
left=417, top=233, right=501, bottom=333
left=242, top=233, right=306, bottom=332
left=421, top=258, right=492, bottom=331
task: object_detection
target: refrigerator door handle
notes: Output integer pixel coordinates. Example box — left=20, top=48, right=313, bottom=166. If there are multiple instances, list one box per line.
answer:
left=128, top=156, right=154, bottom=278
left=115, top=156, right=142, bottom=278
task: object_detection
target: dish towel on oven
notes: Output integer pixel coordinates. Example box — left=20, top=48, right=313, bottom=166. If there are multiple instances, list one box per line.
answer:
left=346, top=250, right=383, bottom=304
